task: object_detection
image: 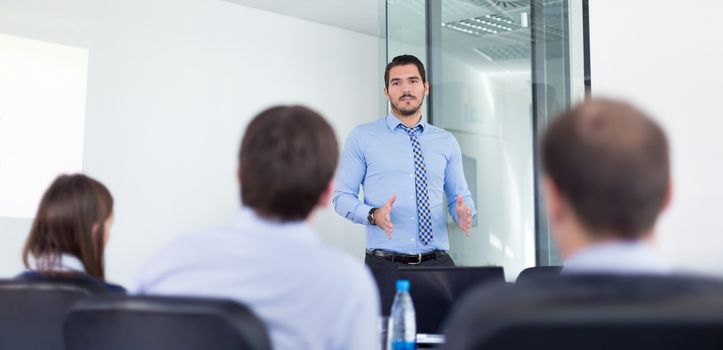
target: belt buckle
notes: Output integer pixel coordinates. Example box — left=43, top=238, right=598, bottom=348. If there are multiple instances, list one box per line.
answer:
left=408, top=253, right=422, bottom=265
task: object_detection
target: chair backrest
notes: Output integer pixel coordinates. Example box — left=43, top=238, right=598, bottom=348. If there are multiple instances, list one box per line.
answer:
left=0, top=279, right=95, bottom=350
left=469, top=296, right=723, bottom=350
left=457, top=274, right=723, bottom=350
left=515, top=266, right=562, bottom=283
left=397, top=266, right=506, bottom=333
left=64, top=295, right=272, bottom=350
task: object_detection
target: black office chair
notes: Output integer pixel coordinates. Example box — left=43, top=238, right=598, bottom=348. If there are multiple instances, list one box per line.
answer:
left=466, top=296, right=723, bottom=350
left=64, top=295, right=272, bottom=350
left=515, top=265, right=562, bottom=283
left=398, top=266, right=506, bottom=333
left=0, top=279, right=96, bottom=350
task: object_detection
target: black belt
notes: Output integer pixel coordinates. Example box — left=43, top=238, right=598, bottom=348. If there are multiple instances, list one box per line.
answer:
left=367, top=249, right=447, bottom=265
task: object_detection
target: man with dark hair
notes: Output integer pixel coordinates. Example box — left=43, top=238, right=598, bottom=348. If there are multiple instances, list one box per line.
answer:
left=333, top=54, right=477, bottom=310
left=442, top=98, right=683, bottom=349
left=134, top=106, right=379, bottom=350
left=540, top=98, right=671, bottom=269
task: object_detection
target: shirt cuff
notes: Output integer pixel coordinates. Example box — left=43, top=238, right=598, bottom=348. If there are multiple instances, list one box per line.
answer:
left=355, top=203, right=375, bottom=225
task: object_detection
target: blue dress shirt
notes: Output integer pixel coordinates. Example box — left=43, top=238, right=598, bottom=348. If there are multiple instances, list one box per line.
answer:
left=133, top=207, right=380, bottom=350
left=333, top=114, right=477, bottom=254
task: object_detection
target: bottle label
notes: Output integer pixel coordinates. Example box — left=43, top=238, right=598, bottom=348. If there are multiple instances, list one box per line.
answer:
left=391, top=340, right=416, bottom=350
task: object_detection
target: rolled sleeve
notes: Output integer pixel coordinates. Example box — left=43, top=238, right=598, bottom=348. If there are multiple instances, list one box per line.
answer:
left=444, top=136, right=478, bottom=224
left=333, top=129, right=373, bottom=225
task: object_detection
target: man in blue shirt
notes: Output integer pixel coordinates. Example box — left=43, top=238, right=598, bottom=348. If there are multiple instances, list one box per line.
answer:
left=444, top=99, right=679, bottom=349
left=333, top=54, right=477, bottom=310
left=135, top=106, right=380, bottom=350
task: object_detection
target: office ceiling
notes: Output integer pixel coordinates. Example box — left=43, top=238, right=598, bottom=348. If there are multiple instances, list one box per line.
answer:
left=387, top=0, right=533, bottom=72
left=222, top=0, right=563, bottom=73
left=220, top=0, right=382, bottom=36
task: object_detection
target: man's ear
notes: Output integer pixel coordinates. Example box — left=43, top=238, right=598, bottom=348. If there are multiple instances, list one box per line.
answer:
left=544, top=177, right=577, bottom=259
left=543, top=177, right=563, bottom=223
left=236, top=166, right=241, bottom=184
left=317, top=180, right=334, bottom=208
left=384, top=87, right=390, bottom=101
left=661, top=178, right=673, bottom=212
left=424, top=81, right=430, bottom=96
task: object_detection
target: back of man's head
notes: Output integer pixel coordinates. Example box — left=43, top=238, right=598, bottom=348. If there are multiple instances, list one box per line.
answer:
left=239, top=105, right=338, bottom=221
left=541, top=98, right=670, bottom=241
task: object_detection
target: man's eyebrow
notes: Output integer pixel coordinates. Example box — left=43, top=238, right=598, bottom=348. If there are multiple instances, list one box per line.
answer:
left=390, top=75, right=421, bottom=81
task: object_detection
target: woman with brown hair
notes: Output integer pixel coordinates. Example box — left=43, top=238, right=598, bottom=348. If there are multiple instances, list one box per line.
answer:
left=17, top=174, right=125, bottom=293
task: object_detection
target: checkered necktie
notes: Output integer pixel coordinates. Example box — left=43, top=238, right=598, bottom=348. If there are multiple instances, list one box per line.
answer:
left=400, top=124, right=433, bottom=245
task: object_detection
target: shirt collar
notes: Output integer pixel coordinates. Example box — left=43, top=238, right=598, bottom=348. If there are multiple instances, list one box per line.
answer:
left=234, top=206, right=319, bottom=244
left=385, top=113, right=427, bottom=133
left=563, top=240, right=670, bottom=275
left=33, top=253, right=86, bottom=273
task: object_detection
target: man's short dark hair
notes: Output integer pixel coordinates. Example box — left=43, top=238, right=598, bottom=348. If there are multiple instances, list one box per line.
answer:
left=541, top=99, right=670, bottom=239
left=239, top=105, right=338, bottom=221
left=384, top=54, right=427, bottom=88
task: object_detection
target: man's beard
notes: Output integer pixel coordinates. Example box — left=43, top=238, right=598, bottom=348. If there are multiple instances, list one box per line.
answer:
left=392, top=96, right=424, bottom=116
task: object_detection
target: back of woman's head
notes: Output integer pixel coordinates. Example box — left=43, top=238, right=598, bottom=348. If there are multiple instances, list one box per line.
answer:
left=23, top=174, right=113, bottom=279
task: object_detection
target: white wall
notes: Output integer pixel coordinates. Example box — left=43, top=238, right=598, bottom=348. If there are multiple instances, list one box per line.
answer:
left=0, top=0, right=380, bottom=285
left=590, top=0, right=723, bottom=275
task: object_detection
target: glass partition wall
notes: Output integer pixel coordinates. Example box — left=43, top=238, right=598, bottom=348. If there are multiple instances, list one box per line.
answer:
left=384, top=0, right=587, bottom=280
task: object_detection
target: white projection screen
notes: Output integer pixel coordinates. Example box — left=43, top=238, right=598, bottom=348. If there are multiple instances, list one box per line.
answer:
left=0, top=33, right=88, bottom=218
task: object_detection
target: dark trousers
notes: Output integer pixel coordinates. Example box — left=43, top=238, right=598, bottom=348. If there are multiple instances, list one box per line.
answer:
left=365, top=251, right=455, bottom=316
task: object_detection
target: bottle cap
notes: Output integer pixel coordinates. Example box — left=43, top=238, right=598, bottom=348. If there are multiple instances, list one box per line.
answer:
left=396, top=279, right=410, bottom=292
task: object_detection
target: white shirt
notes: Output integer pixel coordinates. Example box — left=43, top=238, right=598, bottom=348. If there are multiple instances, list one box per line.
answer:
left=563, top=241, right=670, bottom=275
left=133, top=207, right=380, bottom=350
left=32, top=253, right=86, bottom=273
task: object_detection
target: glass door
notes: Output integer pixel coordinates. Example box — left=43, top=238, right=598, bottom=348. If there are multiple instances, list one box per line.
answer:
left=385, top=0, right=585, bottom=279
left=431, top=0, right=536, bottom=280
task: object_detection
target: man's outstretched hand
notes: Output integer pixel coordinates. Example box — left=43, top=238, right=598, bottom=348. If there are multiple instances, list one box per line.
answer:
left=375, top=194, right=396, bottom=239
left=455, top=194, right=472, bottom=237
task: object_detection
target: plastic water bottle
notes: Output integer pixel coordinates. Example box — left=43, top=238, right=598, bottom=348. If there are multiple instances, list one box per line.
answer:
left=387, top=279, right=416, bottom=350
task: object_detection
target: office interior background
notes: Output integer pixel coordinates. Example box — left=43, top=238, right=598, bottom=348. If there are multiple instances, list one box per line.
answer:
left=0, top=0, right=722, bottom=285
